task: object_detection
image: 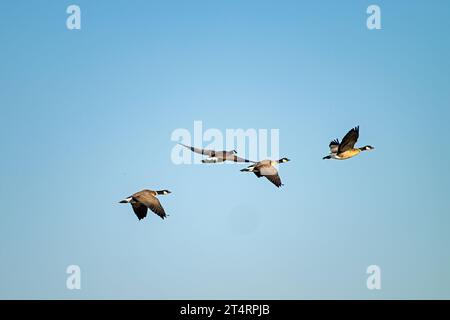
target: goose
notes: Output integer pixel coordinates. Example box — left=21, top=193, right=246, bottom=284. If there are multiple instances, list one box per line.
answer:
left=240, top=158, right=290, bottom=188
left=179, top=143, right=254, bottom=163
left=119, top=189, right=171, bottom=221
left=323, top=126, right=374, bottom=160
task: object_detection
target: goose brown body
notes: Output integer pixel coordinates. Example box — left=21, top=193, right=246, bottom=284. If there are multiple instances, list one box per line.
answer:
left=179, top=143, right=254, bottom=163
left=120, top=189, right=171, bottom=221
left=241, top=158, right=290, bottom=188
left=323, top=126, right=374, bottom=160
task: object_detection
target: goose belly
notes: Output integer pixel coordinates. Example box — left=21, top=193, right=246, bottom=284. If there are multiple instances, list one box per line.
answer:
left=337, top=149, right=361, bottom=159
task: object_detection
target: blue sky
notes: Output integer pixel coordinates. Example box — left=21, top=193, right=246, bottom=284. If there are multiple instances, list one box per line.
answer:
left=0, top=0, right=449, bottom=299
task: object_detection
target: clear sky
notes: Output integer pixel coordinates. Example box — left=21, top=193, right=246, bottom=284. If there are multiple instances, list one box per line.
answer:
left=1, top=0, right=449, bottom=299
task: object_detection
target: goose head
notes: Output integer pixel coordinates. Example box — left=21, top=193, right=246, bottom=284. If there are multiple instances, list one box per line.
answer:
left=361, top=145, right=374, bottom=151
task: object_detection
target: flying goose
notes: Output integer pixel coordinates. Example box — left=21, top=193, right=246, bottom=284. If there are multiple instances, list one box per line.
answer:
left=179, top=143, right=254, bottom=163
left=119, top=189, right=171, bottom=221
left=240, top=158, right=290, bottom=188
left=323, top=126, right=374, bottom=160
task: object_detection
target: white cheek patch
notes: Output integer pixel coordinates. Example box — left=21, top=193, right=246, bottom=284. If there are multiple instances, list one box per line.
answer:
left=163, top=191, right=169, bottom=195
